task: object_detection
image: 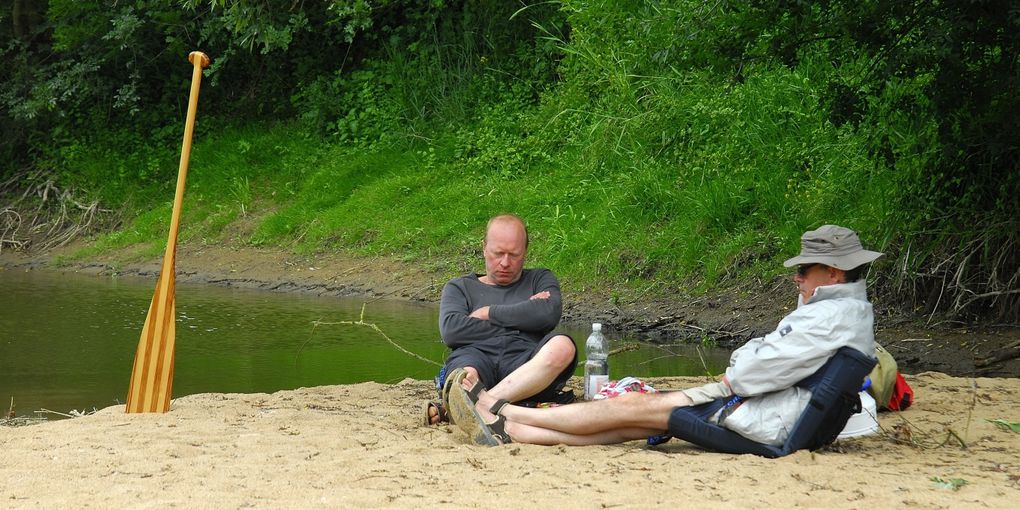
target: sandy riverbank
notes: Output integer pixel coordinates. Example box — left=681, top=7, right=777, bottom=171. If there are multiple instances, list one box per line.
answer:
left=2, top=373, right=1019, bottom=508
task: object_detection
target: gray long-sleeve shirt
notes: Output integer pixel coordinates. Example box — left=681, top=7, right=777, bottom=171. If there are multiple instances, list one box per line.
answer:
left=439, top=269, right=562, bottom=349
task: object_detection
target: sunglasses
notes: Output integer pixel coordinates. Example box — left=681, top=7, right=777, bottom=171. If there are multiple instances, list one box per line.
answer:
left=796, top=263, right=818, bottom=277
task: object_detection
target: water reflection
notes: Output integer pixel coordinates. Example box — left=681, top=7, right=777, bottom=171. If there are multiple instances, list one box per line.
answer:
left=0, top=268, right=730, bottom=416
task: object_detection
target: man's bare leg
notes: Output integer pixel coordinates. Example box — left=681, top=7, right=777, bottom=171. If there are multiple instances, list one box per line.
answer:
left=470, top=381, right=694, bottom=439
left=479, top=335, right=575, bottom=404
left=502, top=422, right=663, bottom=446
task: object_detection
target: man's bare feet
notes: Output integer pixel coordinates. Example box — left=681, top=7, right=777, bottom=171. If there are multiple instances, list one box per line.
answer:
left=424, top=401, right=447, bottom=426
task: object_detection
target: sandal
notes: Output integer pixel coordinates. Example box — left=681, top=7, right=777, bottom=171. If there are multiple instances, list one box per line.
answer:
left=423, top=400, right=448, bottom=426
left=441, top=368, right=469, bottom=415
left=463, top=378, right=485, bottom=403
left=442, top=369, right=486, bottom=416
left=447, top=376, right=513, bottom=446
left=484, top=400, right=516, bottom=443
left=486, top=415, right=512, bottom=444
left=489, top=398, right=511, bottom=417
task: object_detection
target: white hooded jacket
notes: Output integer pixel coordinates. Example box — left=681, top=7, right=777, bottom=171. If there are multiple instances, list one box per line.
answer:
left=720, top=280, right=876, bottom=445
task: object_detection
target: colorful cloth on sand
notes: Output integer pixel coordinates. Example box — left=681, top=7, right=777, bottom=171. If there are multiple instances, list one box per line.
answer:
left=593, top=377, right=658, bottom=400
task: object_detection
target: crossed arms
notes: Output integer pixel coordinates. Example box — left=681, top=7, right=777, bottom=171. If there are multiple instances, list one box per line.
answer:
left=439, top=270, right=562, bottom=349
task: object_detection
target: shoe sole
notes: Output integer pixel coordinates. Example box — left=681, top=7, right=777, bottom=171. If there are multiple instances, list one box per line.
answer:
left=446, top=379, right=499, bottom=446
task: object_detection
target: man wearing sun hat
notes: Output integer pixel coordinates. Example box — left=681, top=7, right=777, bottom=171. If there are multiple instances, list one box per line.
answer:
left=448, top=225, right=885, bottom=447
left=783, top=224, right=884, bottom=306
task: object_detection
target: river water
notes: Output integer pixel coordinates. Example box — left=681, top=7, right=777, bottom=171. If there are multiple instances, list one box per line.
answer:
left=0, top=268, right=729, bottom=417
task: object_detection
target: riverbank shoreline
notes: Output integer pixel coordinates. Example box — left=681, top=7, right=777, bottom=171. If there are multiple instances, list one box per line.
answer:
left=4, top=244, right=1020, bottom=508
left=2, top=242, right=1018, bottom=378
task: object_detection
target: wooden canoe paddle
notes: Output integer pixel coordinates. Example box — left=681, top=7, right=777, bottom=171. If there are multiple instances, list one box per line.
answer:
left=125, top=51, right=210, bottom=413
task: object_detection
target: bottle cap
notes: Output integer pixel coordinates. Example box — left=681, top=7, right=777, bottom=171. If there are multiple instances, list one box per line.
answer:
left=592, top=323, right=602, bottom=331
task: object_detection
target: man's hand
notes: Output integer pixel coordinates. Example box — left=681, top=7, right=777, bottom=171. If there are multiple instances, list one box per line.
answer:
left=721, top=374, right=734, bottom=393
left=530, top=291, right=551, bottom=300
left=469, top=306, right=491, bottom=321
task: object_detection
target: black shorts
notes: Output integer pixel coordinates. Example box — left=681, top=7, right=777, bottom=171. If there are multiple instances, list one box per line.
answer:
left=444, top=332, right=577, bottom=403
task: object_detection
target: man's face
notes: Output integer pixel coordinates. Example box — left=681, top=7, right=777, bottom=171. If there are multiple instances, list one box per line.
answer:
left=793, top=263, right=844, bottom=302
left=483, top=220, right=527, bottom=286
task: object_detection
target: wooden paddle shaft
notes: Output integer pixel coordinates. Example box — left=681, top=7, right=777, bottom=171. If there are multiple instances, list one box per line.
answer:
left=166, top=51, right=210, bottom=251
left=125, top=52, right=210, bottom=413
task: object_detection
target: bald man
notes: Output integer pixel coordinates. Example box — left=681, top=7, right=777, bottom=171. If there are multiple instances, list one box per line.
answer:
left=427, top=214, right=577, bottom=425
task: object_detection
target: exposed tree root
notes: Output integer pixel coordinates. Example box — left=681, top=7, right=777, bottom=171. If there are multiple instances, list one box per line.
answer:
left=892, top=222, right=1019, bottom=323
left=0, top=170, right=112, bottom=254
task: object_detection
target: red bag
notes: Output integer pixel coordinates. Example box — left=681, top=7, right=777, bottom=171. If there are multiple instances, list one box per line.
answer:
left=886, top=372, right=914, bottom=411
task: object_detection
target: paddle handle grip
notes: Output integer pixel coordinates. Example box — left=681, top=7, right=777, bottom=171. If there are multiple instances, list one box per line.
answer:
left=189, top=51, right=210, bottom=68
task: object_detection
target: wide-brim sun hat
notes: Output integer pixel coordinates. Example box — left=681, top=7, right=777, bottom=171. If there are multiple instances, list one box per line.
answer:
left=783, top=224, right=883, bottom=270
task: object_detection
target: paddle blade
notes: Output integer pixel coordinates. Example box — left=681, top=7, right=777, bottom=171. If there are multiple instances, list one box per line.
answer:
left=125, top=273, right=177, bottom=413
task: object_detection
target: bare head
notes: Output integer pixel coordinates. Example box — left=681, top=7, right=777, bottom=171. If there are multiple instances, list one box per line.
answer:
left=482, top=214, right=528, bottom=285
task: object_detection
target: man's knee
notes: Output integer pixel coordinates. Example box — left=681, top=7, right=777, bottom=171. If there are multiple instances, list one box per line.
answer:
left=537, top=335, right=576, bottom=370
left=614, top=391, right=678, bottom=428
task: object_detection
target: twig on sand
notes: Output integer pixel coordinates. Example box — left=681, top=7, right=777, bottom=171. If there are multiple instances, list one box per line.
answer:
left=36, top=408, right=76, bottom=418
left=881, top=412, right=968, bottom=450
left=1, top=397, right=44, bottom=427
left=964, top=378, right=977, bottom=442
left=1, top=416, right=47, bottom=427
left=34, top=407, right=98, bottom=418
left=879, top=378, right=975, bottom=450
left=937, top=429, right=968, bottom=449
left=301, top=303, right=442, bottom=367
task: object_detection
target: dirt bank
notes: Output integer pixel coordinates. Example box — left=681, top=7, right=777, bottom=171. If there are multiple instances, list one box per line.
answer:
left=2, top=242, right=1017, bottom=378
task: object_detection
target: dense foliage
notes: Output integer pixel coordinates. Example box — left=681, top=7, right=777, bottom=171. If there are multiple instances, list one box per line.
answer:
left=1, top=0, right=1017, bottom=322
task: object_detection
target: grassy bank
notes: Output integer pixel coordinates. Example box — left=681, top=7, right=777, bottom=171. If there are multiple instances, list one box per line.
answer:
left=5, top=1, right=1016, bottom=321
left=64, top=63, right=900, bottom=299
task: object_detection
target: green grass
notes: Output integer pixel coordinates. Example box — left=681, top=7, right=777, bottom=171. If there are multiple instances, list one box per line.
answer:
left=75, top=205, right=171, bottom=260
left=58, top=28, right=929, bottom=305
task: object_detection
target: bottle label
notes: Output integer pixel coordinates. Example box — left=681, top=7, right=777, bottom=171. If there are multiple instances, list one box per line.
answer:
left=585, top=374, right=609, bottom=400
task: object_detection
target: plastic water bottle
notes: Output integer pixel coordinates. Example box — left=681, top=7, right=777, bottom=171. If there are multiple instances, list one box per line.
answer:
left=583, top=323, right=609, bottom=400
